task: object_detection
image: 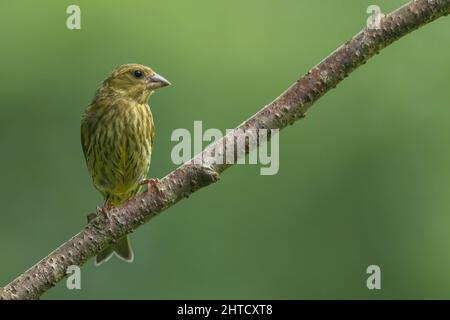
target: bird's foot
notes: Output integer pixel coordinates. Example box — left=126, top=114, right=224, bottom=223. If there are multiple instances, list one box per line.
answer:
left=86, top=205, right=110, bottom=224
left=96, top=204, right=112, bottom=219
left=140, top=178, right=161, bottom=193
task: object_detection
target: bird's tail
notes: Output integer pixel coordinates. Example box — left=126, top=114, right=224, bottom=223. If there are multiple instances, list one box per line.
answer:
left=95, top=235, right=134, bottom=266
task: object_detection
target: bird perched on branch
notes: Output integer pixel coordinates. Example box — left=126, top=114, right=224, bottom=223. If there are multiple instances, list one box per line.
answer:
left=81, top=63, right=171, bottom=265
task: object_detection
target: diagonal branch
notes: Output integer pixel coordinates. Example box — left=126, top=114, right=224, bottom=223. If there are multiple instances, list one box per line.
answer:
left=1, top=0, right=449, bottom=300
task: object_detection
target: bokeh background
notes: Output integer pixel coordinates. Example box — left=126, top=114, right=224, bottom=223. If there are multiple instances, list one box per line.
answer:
left=0, top=0, right=449, bottom=299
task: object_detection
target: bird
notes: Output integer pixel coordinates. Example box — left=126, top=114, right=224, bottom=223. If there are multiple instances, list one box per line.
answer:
left=81, top=63, right=171, bottom=265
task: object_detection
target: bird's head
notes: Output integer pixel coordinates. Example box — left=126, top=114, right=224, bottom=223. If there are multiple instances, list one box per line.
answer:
left=100, top=63, right=171, bottom=103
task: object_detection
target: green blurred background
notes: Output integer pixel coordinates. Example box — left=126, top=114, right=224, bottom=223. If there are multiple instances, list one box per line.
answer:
left=0, top=0, right=449, bottom=299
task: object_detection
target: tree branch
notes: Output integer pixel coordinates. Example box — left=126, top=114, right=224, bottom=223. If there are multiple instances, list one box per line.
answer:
left=1, top=0, right=449, bottom=299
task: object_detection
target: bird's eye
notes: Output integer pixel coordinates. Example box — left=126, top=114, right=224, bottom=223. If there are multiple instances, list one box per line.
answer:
left=133, top=70, right=143, bottom=78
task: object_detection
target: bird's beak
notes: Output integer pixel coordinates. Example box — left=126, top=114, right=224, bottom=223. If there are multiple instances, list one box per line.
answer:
left=147, top=73, right=171, bottom=90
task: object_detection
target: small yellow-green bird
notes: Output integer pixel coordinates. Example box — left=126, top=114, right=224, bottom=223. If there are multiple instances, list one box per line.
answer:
left=81, top=63, right=171, bottom=265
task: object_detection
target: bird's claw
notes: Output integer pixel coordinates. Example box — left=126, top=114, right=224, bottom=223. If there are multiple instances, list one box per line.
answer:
left=96, top=205, right=111, bottom=219
left=140, top=178, right=161, bottom=193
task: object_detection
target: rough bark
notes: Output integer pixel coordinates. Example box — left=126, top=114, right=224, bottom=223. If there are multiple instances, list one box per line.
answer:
left=1, top=0, right=449, bottom=300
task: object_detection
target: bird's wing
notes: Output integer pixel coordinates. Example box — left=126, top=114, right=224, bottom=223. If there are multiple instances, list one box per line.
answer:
left=147, top=105, right=155, bottom=147
left=80, top=114, right=90, bottom=160
left=150, top=122, right=155, bottom=147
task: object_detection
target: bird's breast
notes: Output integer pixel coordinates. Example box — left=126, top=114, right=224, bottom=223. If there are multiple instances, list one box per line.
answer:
left=85, top=101, right=154, bottom=198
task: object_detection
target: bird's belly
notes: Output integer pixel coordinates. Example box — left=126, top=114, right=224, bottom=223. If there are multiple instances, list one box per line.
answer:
left=95, top=139, right=151, bottom=197
left=88, top=108, right=153, bottom=202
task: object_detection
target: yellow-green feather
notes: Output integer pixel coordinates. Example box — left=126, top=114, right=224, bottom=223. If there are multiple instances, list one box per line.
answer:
left=81, top=63, right=161, bottom=265
left=81, top=99, right=154, bottom=205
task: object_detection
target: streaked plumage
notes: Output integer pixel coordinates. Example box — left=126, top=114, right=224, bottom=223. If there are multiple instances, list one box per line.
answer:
left=81, top=63, right=170, bottom=265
